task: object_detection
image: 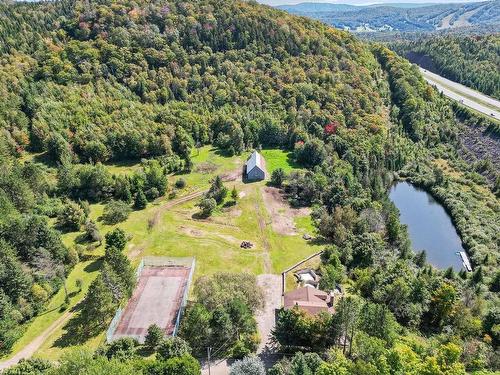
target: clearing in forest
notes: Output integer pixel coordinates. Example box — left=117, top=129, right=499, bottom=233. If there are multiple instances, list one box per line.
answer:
left=11, top=147, right=321, bottom=361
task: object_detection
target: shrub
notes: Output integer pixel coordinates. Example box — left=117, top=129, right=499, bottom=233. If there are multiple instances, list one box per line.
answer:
left=84, top=219, right=102, bottom=243
left=103, top=337, right=138, bottom=360
left=197, top=198, right=217, bottom=217
left=148, top=354, right=200, bottom=375
left=102, top=200, right=131, bottom=224
left=206, top=176, right=227, bottom=204
left=271, top=168, right=286, bottom=187
left=145, top=324, right=164, bottom=350
left=75, top=278, right=83, bottom=292
left=1, top=358, right=53, bottom=375
left=231, top=186, right=238, bottom=200
left=145, top=187, right=160, bottom=200
left=229, top=356, right=265, bottom=375
left=157, top=337, right=191, bottom=361
left=57, top=200, right=86, bottom=231
left=231, top=335, right=258, bottom=359
left=134, top=189, right=148, bottom=209
left=175, top=178, right=186, bottom=189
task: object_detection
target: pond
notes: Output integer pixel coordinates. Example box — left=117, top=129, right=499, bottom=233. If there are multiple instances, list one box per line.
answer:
left=389, top=181, right=464, bottom=270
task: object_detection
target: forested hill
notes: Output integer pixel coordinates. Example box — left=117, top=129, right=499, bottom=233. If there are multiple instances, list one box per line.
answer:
left=394, top=34, right=500, bottom=99
left=0, top=0, right=499, bottom=373
left=1, top=0, right=389, bottom=163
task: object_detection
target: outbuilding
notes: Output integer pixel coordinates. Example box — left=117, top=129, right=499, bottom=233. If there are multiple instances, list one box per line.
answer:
left=245, top=150, right=265, bottom=181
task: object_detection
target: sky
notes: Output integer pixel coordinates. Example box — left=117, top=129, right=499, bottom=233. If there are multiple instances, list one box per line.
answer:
left=258, top=0, right=483, bottom=5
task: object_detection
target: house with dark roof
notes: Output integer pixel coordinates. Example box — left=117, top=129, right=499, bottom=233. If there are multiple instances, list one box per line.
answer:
left=245, top=150, right=265, bottom=181
left=283, top=286, right=334, bottom=315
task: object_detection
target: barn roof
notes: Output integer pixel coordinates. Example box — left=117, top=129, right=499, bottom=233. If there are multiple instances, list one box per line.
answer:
left=246, top=150, right=263, bottom=172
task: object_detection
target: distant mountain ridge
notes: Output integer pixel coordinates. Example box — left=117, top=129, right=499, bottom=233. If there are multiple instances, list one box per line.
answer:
left=277, top=0, right=500, bottom=32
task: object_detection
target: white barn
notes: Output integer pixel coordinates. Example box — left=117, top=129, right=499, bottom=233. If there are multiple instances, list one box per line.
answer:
left=245, top=151, right=265, bottom=181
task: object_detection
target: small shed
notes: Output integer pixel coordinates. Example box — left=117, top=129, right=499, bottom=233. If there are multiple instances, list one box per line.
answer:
left=245, top=151, right=265, bottom=181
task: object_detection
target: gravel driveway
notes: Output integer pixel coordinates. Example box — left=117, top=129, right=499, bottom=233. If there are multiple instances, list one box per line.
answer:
left=256, top=274, right=282, bottom=353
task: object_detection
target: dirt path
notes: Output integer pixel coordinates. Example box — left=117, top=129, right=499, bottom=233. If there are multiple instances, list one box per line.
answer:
left=151, top=168, right=241, bottom=225
left=254, top=190, right=272, bottom=273
left=0, top=309, right=75, bottom=371
left=152, top=190, right=206, bottom=224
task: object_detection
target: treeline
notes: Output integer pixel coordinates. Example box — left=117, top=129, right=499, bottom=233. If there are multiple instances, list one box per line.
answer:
left=394, top=34, right=500, bottom=99
left=0, top=154, right=74, bottom=354
left=3, top=336, right=201, bottom=375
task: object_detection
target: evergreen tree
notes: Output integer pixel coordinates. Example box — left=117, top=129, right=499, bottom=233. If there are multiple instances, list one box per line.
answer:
left=80, top=275, right=116, bottom=331
left=105, top=228, right=127, bottom=252
left=134, top=189, right=147, bottom=210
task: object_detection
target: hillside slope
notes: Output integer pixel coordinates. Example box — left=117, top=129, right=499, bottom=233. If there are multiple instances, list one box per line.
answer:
left=278, top=1, right=500, bottom=32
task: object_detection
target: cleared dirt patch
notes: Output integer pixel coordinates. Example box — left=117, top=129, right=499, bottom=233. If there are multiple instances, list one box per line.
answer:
left=178, top=226, right=204, bottom=237
left=227, top=208, right=242, bottom=218
left=221, top=168, right=243, bottom=182
left=179, top=225, right=242, bottom=246
left=194, top=162, right=218, bottom=174
left=217, top=234, right=241, bottom=244
left=261, top=186, right=310, bottom=236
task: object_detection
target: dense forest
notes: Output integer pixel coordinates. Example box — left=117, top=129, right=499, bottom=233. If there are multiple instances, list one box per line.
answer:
left=0, top=0, right=498, bottom=374
left=394, top=34, right=500, bottom=99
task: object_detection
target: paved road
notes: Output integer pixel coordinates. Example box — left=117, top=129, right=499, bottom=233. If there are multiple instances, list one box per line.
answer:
left=419, top=68, right=500, bottom=120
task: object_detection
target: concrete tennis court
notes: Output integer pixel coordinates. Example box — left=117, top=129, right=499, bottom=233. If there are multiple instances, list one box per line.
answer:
left=111, top=264, right=192, bottom=343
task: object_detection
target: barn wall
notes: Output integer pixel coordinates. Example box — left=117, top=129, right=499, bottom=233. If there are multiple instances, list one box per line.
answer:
left=247, top=167, right=265, bottom=180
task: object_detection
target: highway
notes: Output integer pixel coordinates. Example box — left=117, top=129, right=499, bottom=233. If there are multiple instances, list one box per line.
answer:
left=419, top=67, right=500, bottom=120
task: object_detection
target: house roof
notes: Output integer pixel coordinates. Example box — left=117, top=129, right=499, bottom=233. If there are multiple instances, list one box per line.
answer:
left=246, top=150, right=263, bottom=172
left=283, top=286, right=332, bottom=315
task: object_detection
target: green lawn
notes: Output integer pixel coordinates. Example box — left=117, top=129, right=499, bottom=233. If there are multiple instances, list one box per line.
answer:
left=261, top=148, right=300, bottom=174
left=8, top=146, right=323, bottom=361
left=103, top=160, right=141, bottom=176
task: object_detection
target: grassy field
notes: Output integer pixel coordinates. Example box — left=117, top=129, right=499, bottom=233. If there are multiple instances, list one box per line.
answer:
left=6, top=146, right=323, bottom=361
left=261, top=148, right=300, bottom=174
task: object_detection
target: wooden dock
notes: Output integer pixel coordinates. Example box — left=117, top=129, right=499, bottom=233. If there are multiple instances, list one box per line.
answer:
left=459, top=251, right=472, bottom=272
